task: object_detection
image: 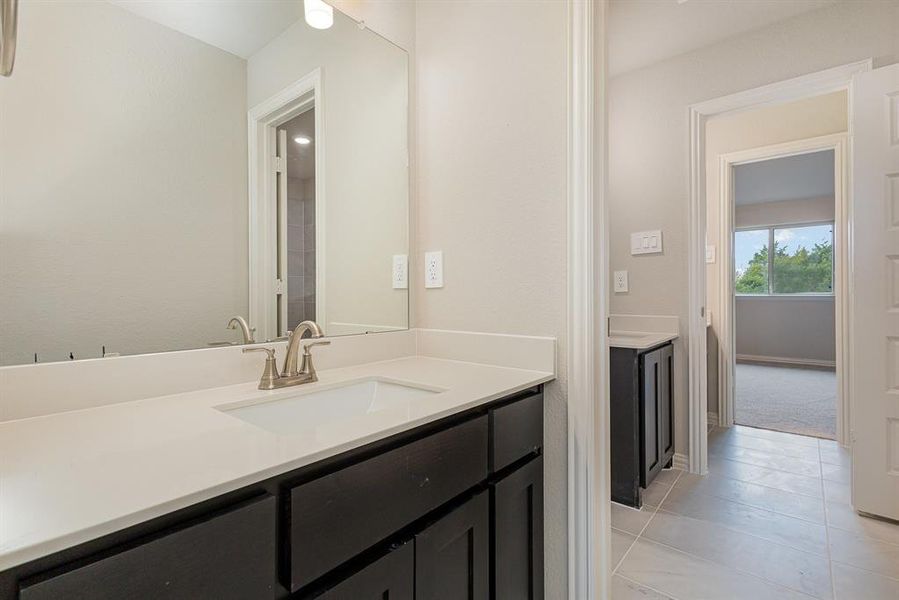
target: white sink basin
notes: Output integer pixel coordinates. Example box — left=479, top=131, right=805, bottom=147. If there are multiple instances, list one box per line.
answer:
left=215, top=377, right=443, bottom=436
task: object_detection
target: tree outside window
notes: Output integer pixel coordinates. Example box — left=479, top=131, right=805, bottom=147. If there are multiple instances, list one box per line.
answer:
left=734, top=224, right=833, bottom=295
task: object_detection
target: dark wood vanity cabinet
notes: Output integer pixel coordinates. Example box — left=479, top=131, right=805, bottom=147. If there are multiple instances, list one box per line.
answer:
left=611, top=343, right=674, bottom=508
left=1, top=386, right=545, bottom=600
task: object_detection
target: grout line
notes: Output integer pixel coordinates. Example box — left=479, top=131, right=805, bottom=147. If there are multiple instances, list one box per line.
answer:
left=709, top=451, right=823, bottom=479
left=701, top=460, right=826, bottom=500
left=614, top=469, right=683, bottom=576
left=651, top=505, right=830, bottom=559
left=631, top=536, right=822, bottom=600
left=820, top=441, right=839, bottom=600
left=829, top=559, right=899, bottom=584
left=664, top=476, right=829, bottom=528
left=614, top=572, right=683, bottom=600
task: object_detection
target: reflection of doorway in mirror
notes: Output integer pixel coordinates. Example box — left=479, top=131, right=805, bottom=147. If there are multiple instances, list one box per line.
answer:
left=277, top=108, right=317, bottom=333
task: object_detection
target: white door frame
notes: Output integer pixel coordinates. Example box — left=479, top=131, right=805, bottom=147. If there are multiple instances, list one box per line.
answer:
left=688, top=60, right=870, bottom=461
left=567, top=0, right=609, bottom=599
left=718, top=134, right=848, bottom=442
left=247, top=69, right=324, bottom=341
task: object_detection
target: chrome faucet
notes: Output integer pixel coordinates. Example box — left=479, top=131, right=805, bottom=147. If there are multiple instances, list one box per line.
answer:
left=243, top=320, right=330, bottom=390
left=227, top=315, right=255, bottom=344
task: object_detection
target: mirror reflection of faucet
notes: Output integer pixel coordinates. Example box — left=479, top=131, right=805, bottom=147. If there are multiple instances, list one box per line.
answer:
left=227, top=316, right=255, bottom=344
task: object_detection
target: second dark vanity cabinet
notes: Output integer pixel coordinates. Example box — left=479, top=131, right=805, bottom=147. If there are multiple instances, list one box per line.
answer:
left=611, top=342, right=674, bottom=508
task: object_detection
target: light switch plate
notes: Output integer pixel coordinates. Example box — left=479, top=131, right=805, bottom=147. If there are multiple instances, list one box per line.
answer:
left=424, top=251, right=443, bottom=288
left=392, top=254, right=408, bottom=289
left=630, top=230, right=663, bottom=255
left=705, top=245, right=716, bottom=264
left=613, top=270, right=629, bottom=293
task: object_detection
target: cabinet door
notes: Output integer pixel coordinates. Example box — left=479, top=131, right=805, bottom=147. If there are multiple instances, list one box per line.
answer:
left=316, top=542, right=413, bottom=600
left=415, top=492, right=489, bottom=600
left=659, top=344, right=674, bottom=462
left=640, top=349, right=662, bottom=487
left=19, top=495, right=277, bottom=600
left=493, top=456, right=544, bottom=600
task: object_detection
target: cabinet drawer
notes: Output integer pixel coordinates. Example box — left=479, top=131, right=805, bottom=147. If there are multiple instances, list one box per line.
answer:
left=314, top=542, right=413, bottom=600
left=19, top=495, right=277, bottom=600
left=288, top=416, right=488, bottom=592
left=490, top=391, right=543, bottom=472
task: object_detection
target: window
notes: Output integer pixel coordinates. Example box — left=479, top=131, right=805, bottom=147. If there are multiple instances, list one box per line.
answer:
left=734, top=223, right=833, bottom=295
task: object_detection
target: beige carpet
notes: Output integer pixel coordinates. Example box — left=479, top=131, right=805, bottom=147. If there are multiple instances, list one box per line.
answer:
left=734, top=362, right=836, bottom=440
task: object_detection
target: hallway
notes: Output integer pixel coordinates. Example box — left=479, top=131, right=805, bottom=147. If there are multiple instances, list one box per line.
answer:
left=611, top=425, right=899, bottom=599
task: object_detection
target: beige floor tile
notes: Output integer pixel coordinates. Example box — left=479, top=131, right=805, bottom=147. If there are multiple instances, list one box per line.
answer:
left=675, top=471, right=825, bottom=523
left=828, top=527, right=899, bottom=580
left=826, top=501, right=899, bottom=545
left=661, top=485, right=829, bottom=555
left=611, top=574, right=675, bottom=600
left=823, top=480, right=851, bottom=505
left=612, top=528, right=637, bottom=570
left=820, top=463, right=850, bottom=485
left=818, top=446, right=850, bottom=468
left=714, top=431, right=822, bottom=461
left=617, top=538, right=814, bottom=600
left=643, top=510, right=832, bottom=599
left=831, top=562, right=899, bottom=600
left=642, top=476, right=675, bottom=508
left=652, top=467, right=682, bottom=486
left=709, top=456, right=823, bottom=498
left=733, top=424, right=822, bottom=448
left=710, top=444, right=822, bottom=477
left=611, top=502, right=654, bottom=536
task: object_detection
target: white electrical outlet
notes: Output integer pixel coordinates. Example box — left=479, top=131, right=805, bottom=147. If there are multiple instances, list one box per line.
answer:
left=424, top=251, right=444, bottom=288
left=392, top=254, right=408, bottom=289
left=613, top=270, right=629, bottom=293
left=705, top=245, right=716, bottom=264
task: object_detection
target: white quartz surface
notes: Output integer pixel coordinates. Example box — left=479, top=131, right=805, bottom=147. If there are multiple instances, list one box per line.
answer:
left=0, top=356, right=553, bottom=570
left=608, top=330, right=679, bottom=350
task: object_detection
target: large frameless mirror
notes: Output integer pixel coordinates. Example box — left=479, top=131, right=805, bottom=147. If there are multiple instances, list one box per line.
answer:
left=0, top=0, right=409, bottom=366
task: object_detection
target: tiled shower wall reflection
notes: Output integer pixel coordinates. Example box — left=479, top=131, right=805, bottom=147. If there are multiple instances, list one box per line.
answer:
left=287, top=176, right=315, bottom=329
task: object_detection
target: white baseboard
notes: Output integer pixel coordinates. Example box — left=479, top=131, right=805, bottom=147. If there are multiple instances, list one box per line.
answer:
left=736, top=353, right=835, bottom=369
left=672, top=453, right=688, bottom=471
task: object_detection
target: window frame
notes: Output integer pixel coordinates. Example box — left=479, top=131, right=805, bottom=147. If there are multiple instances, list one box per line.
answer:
left=733, top=220, right=835, bottom=297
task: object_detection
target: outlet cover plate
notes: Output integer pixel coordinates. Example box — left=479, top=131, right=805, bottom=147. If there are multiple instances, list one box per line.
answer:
left=392, top=254, right=408, bottom=289
left=613, top=270, right=629, bottom=293
left=424, top=251, right=444, bottom=288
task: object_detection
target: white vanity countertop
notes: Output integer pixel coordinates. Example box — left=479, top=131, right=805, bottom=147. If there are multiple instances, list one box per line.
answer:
left=608, top=330, right=678, bottom=350
left=0, top=356, right=554, bottom=571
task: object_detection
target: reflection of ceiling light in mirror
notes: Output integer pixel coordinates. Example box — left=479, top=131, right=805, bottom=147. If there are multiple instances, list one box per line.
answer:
left=304, top=0, right=333, bottom=30
left=294, top=136, right=312, bottom=145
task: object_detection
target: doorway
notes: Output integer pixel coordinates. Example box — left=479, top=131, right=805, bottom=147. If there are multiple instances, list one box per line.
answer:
left=731, top=150, right=837, bottom=440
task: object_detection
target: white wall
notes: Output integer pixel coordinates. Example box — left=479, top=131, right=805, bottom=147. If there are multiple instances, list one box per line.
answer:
left=414, top=1, right=568, bottom=596
left=0, top=1, right=248, bottom=366
left=247, top=9, right=409, bottom=335
left=609, top=0, right=897, bottom=454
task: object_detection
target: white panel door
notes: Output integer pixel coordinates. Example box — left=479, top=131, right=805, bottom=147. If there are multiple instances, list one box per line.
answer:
left=851, top=62, right=899, bottom=520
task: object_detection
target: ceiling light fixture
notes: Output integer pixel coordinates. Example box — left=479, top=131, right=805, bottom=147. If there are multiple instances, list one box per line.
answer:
left=294, top=136, right=312, bottom=145
left=304, top=0, right=333, bottom=30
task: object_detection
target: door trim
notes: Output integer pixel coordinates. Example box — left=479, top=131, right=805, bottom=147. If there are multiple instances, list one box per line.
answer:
left=718, top=134, right=848, bottom=442
left=247, top=69, right=324, bottom=341
left=566, top=0, right=609, bottom=599
left=687, top=60, right=871, bottom=471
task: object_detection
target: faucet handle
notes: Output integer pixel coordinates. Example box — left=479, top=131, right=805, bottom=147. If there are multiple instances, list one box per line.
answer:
left=242, top=347, right=280, bottom=390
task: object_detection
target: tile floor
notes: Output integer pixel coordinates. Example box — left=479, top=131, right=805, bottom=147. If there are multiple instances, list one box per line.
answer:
left=611, top=424, right=899, bottom=599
